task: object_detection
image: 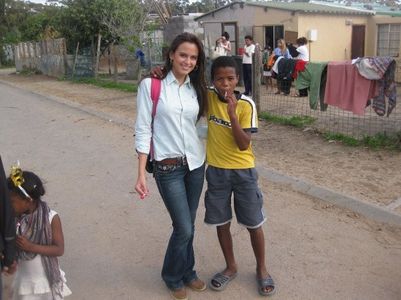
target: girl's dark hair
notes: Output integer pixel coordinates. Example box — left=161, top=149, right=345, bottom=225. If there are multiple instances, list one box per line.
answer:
left=296, top=37, right=308, bottom=45
left=211, top=56, right=239, bottom=81
left=7, top=171, right=45, bottom=201
left=161, top=32, right=208, bottom=119
left=223, top=32, right=230, bottom=40
left=244, top=35, right=253, bottom=41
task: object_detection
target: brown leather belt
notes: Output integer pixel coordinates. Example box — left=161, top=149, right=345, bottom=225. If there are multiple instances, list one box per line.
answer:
left=157, top=156, right=187, bottom=166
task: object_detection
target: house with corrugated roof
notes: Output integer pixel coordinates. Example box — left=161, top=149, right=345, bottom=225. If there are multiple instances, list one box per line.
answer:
left=195, top=1, right=401, bottom=61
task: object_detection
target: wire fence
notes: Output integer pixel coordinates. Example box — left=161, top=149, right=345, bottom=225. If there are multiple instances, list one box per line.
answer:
left=254, top=49, right=401, bottom=139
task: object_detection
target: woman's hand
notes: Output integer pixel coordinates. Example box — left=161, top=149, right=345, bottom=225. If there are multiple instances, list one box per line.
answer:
left=136, top=153, right=150, bottom=200
left=16, top=235, right=34, bottom=252
left=135, top=175, right=149, bottom=200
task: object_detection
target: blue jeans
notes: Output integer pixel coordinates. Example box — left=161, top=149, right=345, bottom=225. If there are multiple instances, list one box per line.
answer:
left=155, top=163, right=205, bottom=290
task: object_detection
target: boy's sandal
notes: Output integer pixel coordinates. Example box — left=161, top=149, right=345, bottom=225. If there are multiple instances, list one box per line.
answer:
left=186, top=278, right=207, bottom=292
left=170, top=288, right=188, bottom=300
left=209, top=272, right=237, bottom=291
left=257, top=275, right=276, bottom=296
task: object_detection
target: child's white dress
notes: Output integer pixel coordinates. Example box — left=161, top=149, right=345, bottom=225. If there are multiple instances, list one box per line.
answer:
left=12, top=210, right=72, bottom=300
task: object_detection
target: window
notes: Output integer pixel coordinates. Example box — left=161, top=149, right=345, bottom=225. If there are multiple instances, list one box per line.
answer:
left=264, top=25, right=284, bottom=49
left=377, top=24, right=401, bottom=57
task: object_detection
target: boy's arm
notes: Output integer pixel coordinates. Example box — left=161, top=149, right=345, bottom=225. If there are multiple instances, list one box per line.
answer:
left=226, top=94, right=251, bottom=151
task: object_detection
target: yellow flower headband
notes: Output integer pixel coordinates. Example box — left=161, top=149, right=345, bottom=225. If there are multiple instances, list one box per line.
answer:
left=10, top=161, right=31, bottom=199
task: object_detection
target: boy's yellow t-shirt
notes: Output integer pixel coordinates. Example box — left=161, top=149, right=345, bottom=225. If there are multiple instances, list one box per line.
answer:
left=206, top=88, right=258, bottom=169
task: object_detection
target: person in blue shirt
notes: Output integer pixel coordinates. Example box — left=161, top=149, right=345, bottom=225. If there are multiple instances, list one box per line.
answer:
left=273, top=39, right=291, bottom=59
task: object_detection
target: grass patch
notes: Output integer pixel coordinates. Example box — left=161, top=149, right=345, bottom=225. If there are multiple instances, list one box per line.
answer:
left=18, top=67, right=42, bottom=75
left=0, top=65, right=15, bottom=69
left=361, top=133, right=401, bottom=150
left=67, top=77, right=137, bottom=93
left=324, top=132, right=401, bottom=150
left=323, top=132, right=360, bottom=147
left=259, top=112, right=400, bottom=151
left=259, top=112, right=316, bottom=128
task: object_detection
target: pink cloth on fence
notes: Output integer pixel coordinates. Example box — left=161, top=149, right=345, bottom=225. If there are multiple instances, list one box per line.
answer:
left=324, top=61, right=378, bottom=115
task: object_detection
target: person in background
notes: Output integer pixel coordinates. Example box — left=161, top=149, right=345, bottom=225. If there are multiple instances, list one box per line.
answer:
left=215, top=32, right=231, bottom=57
left=0, top=157, right=17, bottom=300
left=295, top=37, right=309, bottom=62
left=221, top=32, right=231, bottom=56
left=262, top=46, right=274, bottom=92
left=294, top=37, right=309, bottom=97
left=242, top=35, right=255, bottom=96
left=273, top=39, right=291, bottom=59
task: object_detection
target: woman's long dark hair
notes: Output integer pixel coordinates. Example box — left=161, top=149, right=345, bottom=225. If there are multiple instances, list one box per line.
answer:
left=162, top=32, right=208, bottom=119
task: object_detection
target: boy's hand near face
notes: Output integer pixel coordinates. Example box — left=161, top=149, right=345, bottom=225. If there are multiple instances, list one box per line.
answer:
left=225, top=92, right=238, bottom=120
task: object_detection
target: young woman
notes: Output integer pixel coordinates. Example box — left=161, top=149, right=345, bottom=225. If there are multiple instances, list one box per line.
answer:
left=273, top=39, right=291, bottom=59
left=134, top=32, right=208, bottom=300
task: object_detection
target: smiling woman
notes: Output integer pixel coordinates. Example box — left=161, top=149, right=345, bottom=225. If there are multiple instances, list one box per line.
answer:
left=134, top=32, right=208, bottom=300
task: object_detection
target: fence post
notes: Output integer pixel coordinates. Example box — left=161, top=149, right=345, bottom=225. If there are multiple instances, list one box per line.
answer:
left=95, top=32, right=101, bottom=78
left=252, top=43, right=262, bottom=113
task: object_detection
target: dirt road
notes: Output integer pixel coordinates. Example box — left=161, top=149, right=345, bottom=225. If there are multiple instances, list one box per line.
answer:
left=1, top=72, right=400, bottom=214
left=1, top=76, right=401, bottom=299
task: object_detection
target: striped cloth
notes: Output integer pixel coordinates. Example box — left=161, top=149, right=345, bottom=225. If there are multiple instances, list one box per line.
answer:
left=356, top=57, right=397, bottom=117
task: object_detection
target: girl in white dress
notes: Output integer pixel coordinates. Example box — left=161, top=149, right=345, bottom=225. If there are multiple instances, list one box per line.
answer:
left=7, top=166, right=71, bottom=300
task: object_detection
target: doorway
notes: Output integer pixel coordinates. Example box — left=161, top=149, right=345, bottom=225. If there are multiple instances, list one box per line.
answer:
left=351, top=25, right=365, bottom=59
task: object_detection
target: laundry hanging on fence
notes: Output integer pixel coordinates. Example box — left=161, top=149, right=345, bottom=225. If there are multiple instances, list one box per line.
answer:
left=324, top=61, right=378, bottom=115
left=277, top=58, right=297, bottom=80
left=292, top=60, right=308, bottom=79
left=295, top=62, right=328, bottom=111
left=354, top=57, right=397, bottom=117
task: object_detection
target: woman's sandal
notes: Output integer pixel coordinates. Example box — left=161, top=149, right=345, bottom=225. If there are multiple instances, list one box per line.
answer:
left=257, top=275, right=276, bottom=296
left=209, top=272, right=237, bottom=291
left=186, top=278, right=207, bottom=292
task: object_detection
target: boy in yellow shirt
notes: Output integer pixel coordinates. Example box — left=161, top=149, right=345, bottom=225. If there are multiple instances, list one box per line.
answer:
left=206, top=56, right=275, bottom=296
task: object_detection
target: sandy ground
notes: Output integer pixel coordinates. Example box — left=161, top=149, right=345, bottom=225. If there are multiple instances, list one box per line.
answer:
left=1, top=82, right=401, bottom=300
left=1, top=71, right=400, bottom=212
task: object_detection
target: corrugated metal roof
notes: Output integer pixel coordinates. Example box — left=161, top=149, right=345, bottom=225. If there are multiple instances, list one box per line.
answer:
left=195, top=1, right=374, bottom=20
left=323, top=1, right=401, bottom=17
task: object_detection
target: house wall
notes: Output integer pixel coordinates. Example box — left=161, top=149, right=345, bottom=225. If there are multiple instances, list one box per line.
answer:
left=297, top=14, right=368, bottom=61
left=198, top=4, right=298, bottom=55
left=365, top=15, right=401, bottom=57
left=164, top=15, right=204, bottom=46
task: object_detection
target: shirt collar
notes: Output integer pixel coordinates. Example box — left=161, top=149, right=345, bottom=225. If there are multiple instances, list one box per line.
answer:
left=166, top=71, right=191, bottom=86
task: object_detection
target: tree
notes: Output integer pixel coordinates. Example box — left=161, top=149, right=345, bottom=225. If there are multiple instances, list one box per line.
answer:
left=100, top=0, right=148, bottom=50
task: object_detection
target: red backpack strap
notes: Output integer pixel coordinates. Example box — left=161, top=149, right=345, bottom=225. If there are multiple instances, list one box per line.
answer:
left=150, top=77, right=161, bottom=117
left=149, top=78, right=161, bottom=160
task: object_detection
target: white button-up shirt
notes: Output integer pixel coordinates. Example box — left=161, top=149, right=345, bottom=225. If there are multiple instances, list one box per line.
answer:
left=242, top=44, right=255, bottom=64
left=135, top=71, right=205, bottom=171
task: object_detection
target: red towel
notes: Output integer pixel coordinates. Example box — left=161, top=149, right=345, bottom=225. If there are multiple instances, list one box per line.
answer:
left=324, top=61, right=378, bottom=115
left=292, top=60, right=308, bottom=79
